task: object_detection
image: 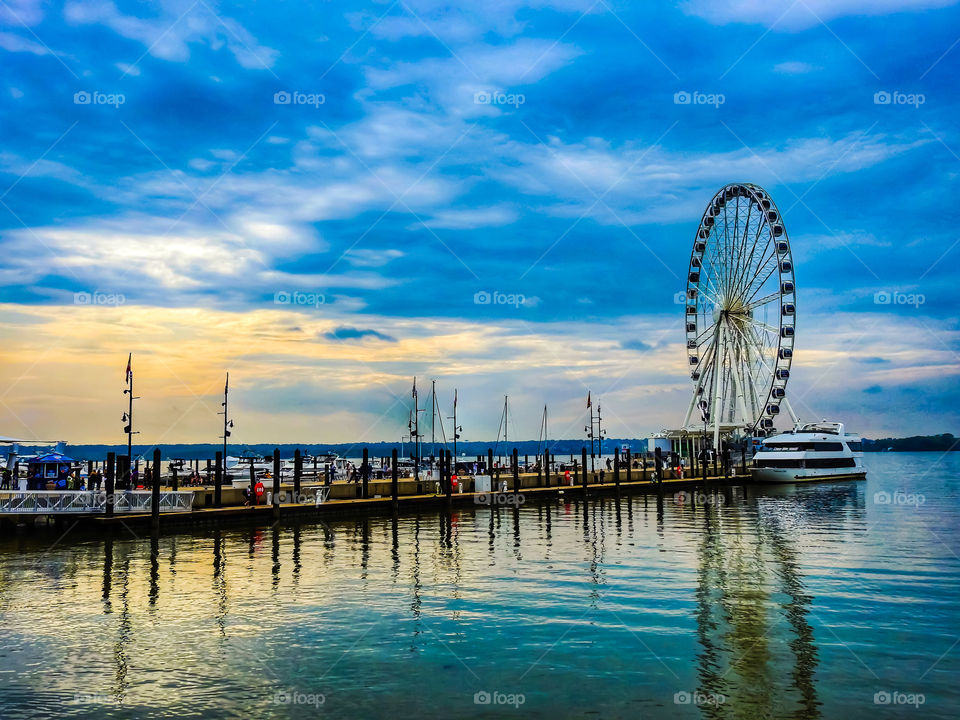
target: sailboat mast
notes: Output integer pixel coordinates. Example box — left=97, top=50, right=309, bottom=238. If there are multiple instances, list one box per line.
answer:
left=222, top=372, right=229, bottom=468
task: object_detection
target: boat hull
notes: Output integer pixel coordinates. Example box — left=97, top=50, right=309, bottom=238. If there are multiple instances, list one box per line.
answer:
left=751, top=466, right=866, bottom=484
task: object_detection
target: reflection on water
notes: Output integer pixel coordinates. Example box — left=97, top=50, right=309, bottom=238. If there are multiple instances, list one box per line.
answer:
left=0, top=455, right=958, bottom=719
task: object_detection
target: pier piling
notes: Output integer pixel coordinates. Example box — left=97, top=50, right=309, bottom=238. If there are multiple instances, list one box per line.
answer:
left=445, top=450, right=452, bottom=505
left=151, top=448, right=161, bottom=529
left=513, top=448, right=520, bottom=496
left=581, top=447, right=588, bottom=495
left=105, top=452, right=115, bottom=518
left=391, top=449, right=399, bottom=511
left=614, top=447, right=620, bottom=492
left=362, top=448, right=369, bottom=499
left=544, top=449, right=550, bottom=487
left=294, top=449, right=302, bottom=498
left=214, top=451, right=223, bottom=508
left=487, top=449, right=494, bottom=490
left=272, top=448, right=280, bottom=520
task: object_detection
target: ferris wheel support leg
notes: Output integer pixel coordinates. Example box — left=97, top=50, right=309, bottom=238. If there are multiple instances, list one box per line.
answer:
left=782, top=397, right=799, bottom=427
left=711, top=325, right=726, bottom=449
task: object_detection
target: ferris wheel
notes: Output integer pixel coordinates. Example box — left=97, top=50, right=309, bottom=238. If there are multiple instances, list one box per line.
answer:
left=682, top=182, right=798, bottom=444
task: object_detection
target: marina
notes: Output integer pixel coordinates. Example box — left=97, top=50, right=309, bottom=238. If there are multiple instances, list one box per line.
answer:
left=0, top=452, right=955, bottom=719
left=2, top=2, right=958, bottom=718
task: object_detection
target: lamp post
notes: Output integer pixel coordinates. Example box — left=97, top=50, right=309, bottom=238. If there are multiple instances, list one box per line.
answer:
left=122, top=353, right=139, bottom=488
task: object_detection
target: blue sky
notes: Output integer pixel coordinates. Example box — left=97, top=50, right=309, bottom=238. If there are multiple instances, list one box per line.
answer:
left=0, top=0, right=958, bottom=444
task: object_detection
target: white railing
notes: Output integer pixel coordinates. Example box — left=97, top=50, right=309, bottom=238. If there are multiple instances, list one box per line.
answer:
left=0, top=490, right=194, bottom=514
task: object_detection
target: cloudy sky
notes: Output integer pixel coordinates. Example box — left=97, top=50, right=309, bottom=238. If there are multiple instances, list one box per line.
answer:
left=0, top=0, right=957, bottom=445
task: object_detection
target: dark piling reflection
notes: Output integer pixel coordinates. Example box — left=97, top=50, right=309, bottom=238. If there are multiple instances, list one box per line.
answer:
left=102, top=537, right=113, bottom=613
left=148, top=533, right=159, bottom=608
left=212, top=529, right=226, bottom=639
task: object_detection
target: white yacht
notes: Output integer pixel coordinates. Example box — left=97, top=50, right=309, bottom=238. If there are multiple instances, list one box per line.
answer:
left=751, top=421, right=866, bottom=483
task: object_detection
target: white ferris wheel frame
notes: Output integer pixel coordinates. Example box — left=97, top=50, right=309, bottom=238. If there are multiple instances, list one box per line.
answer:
left=682, top=183, right=798, bottom=445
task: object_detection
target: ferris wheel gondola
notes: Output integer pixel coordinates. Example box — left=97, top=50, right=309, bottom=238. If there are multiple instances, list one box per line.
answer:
left=682, top=183, right=798, bottom=444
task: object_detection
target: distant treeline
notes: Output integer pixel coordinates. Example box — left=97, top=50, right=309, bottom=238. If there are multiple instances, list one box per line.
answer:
left=12, top=439, right=648, bottom=461
left=863, top=434, right=959, bottom=452
left=10, top=433, right=957, bottom=460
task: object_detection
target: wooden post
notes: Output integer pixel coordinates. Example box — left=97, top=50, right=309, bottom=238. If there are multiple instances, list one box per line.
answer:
left=362, top=447, right=369, bottom=499
left=249, top=460, right=256, bottom=504
left=544, top=448, right=550, bottom=487
left=272, top=448, right=280, bottom=520
left=205, top=459, right=211, bottom=486
left=105, top=452, right=115, bottom=518
left=444, top=450, right=452, bottom=505
left=313, top=455, right=318, bottom=483
left=512, top=448, right=520, bottom=496
left=487, top=448, right=494, bottom=490
left=294, top=448, right=302, bottom=499
left=171, top=463, right=178, bottom=492
left=151, top=448, right=161, bottom=529
left=581, top=447, right=588, bottom=495
left=614, top=447, right=620, bottom=491
left=626, top=449, right=632, bottom=483
left=391, top=449, right=399, bottom=511
left=537, top=453, right=542, bottom=487
left=214, top=451, right=223, bottom=508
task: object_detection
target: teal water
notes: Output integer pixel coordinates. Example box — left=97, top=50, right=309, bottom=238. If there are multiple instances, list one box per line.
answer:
left=0, top=453, right=957, bottom=719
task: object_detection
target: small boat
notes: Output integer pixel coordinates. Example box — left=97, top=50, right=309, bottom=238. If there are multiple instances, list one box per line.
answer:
left=751, top=421, right=866, bottom=483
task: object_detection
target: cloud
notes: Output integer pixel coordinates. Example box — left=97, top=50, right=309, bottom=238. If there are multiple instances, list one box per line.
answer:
left=682, top=0, right=959, bottom=29
left=64, top=0, right=278, bottom=69
left=774, top=61, right=819, bottom=74
left=323, top=326, right=397, bottom=342
left=0, top=30, right=49, bottom=55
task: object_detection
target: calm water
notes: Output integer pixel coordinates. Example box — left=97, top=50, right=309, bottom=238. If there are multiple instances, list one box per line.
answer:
left=0, top=453, right=957, bottom=719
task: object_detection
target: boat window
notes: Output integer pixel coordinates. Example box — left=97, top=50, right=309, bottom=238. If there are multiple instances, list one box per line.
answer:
left=753, top=459, right=801, bottom=468
left=761, top=442, right=844, bottom=451
left=804, top=458, right=857, bottom=469
left=754, top=457, right=857, bottom=469
left=848, top=442, right=862, bottom=452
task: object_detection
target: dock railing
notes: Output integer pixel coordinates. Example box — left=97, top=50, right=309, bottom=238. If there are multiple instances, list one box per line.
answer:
left=0, top=490, right=194, bottom=514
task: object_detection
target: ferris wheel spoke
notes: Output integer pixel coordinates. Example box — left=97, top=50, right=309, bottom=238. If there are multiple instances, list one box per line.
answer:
left=746, top=292, right=780, bottom=311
